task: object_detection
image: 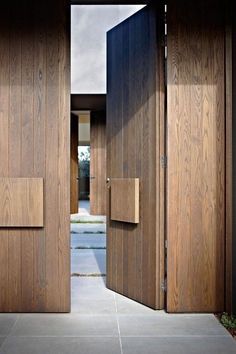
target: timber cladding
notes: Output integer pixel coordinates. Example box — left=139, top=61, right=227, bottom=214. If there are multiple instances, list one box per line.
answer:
left=0, top=178, right=44, bottom=227
left=0, top=0, right=70, bottom=312
left=110, top=178, right=139, bottom=224
left=106, top=5, right=165, bottom=310
left=90, top=111, right=107, bottom=216
left=167, top=0, right=226, bottom=312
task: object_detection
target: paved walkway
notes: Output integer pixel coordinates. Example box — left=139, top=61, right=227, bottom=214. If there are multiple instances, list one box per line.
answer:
left=0, top=211, right=235, bottom=353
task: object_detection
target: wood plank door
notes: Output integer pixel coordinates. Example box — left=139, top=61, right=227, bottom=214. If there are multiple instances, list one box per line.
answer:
left=106, top=4, right=165, bottom=309
left=167, top=0, right=226, bottom=312
left=0, top=0, right=70, bottom=312
left=71, top=113, right=79, bottom=214
left=90, top=111, right=106, bottom=215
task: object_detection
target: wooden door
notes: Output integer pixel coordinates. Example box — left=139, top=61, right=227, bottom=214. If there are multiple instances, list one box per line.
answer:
left=0, top=0, right=70, bottom=312
left=90, top=111, right=106, bottom=215
left=106, top=5, right=165, bottom=309
left=70, top=113, right=79, bottom=214
left=167, top=0, right=225, bottom=312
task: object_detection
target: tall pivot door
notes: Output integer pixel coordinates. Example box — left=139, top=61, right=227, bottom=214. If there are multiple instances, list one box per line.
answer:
left=106, top=5, right=165, bottom=309
left=167, top=0, right=226, bottom=312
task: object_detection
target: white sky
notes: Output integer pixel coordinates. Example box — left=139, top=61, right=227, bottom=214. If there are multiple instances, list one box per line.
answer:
left=71, top=5, right=145, bottom=93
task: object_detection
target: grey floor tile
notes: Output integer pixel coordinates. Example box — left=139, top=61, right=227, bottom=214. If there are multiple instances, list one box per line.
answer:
left=71, top=234, right=106, bottom=249
left=11, top=314, right=119, bottom=336
left=71, top=277, right=114, bottom=300
left=0, top=337, right=6, bottom=348
left=115, top=293, right=157, bottom=314
left=0, top=337, right=121, bottom=354
left=71, top=249, right=106, bottom=274
left=121, top=336, right=236, bottom=354
left=118, top=314, right=229, bottom=337
left=71, top=223, right=106, bottom=235
left=0, top=315, right=18, bottom=335
left=71, top=297, right=116, bottom=314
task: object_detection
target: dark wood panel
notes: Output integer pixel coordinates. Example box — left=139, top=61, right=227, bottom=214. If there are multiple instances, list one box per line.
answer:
left=167, top=0, right=225, bottom=312
left=0, top=0, right=70, bottom=312
left=90, top=111, right=106, bottom=215
left=71, top=114, right=79, bottom=214
left=232, top=4, right=236, bottom=315
left=106, top=4, right=165, bottom=309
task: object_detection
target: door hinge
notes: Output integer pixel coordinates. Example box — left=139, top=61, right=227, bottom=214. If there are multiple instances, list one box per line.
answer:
left=161, top=155, right=167, bottom=168
left=161, top=278, right=167, bottom=292
left=165, top=239, right=168, bottom=249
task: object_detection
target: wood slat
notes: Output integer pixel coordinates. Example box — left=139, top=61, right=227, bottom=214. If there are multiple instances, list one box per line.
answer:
left=167, top=0, right=225, bottom=312
left=70, top=113, right=79, bottom=214
left=106, top=4, right=164, bottom=309
left=90, top=111, right=106, bottom=215
left=0, top=0, right=70, bottom=312
left=0, top=178, right=43, bottom=227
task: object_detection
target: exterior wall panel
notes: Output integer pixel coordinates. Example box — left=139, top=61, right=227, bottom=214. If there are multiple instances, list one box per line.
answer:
left=0, top=0, right=70, bottom=312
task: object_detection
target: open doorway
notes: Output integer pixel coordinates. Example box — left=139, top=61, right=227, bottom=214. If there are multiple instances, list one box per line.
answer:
left=70, top=4, right=149, bottom=313
left=70, top=105, right=107, bottom=311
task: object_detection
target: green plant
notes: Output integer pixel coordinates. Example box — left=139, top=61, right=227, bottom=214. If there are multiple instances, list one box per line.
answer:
left=220, top=313, right=236, bottom=329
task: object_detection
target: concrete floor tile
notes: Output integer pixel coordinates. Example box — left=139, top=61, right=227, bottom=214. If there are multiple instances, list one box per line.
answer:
left=0, top=315, right=18, bottom=335
left=71, top=223, right=106, bottom=235
left=115, top=293, right=157, bottom=314
left=0, top=337, right=121, bottom=354
left=71, top=297, right=116, bottom=314
left=118, top=314, right=229, bottom=337
left=71, top=234, right=106, bottom=249
left=121, top=336, right=236, bottom=354
left=0, top=337, right=6, bottom=348
left=71, top=249, right=106, bottom=275
left=11, top=314, right=119, bottom=336
left=71, top=277, right=114, bottom=300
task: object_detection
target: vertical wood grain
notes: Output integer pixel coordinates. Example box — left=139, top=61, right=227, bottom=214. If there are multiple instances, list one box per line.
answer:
left=90, top=111, right=106, bottom=215
left=225, top=0, right=233, bottom=313
left=167, top=0, right=225, bottom=312
left=0, top=3, right=10, bottom=311
left=0, top=0, right=70, bottom=312
left=70, top=113, right=79, bottom=214
left=8, top=0, right=22, bottom=311
left=33, top=0, right=47, bottom=312
left=58, top=0, right=70, bottom=312
left=106, top=5, right=164, bottom=309
left=21, top=0, right=35, bottom=311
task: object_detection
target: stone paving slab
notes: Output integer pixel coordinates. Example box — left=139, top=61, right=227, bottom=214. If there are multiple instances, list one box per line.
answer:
left=71, top=233, right=106, bottom=249
left=71, top=223, right=106, bottom=234
left=0, top=337, right=121, bottom=354
left=71, top=249, right=106, bottom=275
left=121, top=336, right=236, bottom=354
left=0, top=315, right=18, bottom=335
left=9, top=314, right=118, bottom=337
left=71, top=215, right=106, bottom=223
left=0, top=276, right=235, bottom=354
left=71, top=277, right=113, bottom=300
left=118, top=314, right=229, bottom=337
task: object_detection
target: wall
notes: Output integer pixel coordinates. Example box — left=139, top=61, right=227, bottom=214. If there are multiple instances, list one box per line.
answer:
left=167, top=0, right=226, bottom=312
left=232, top=8, right=236, bottom=314
left=0, top=0, right=70, bottom=312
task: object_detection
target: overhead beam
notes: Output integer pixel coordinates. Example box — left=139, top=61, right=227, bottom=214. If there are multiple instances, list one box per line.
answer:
left=71, top=1, right=148, bottom=4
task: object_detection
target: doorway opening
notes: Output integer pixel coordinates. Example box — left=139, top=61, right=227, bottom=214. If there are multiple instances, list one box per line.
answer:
left=70, top=4, right=153, bottom=314
left=70, top=107, right=107, bottom=312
